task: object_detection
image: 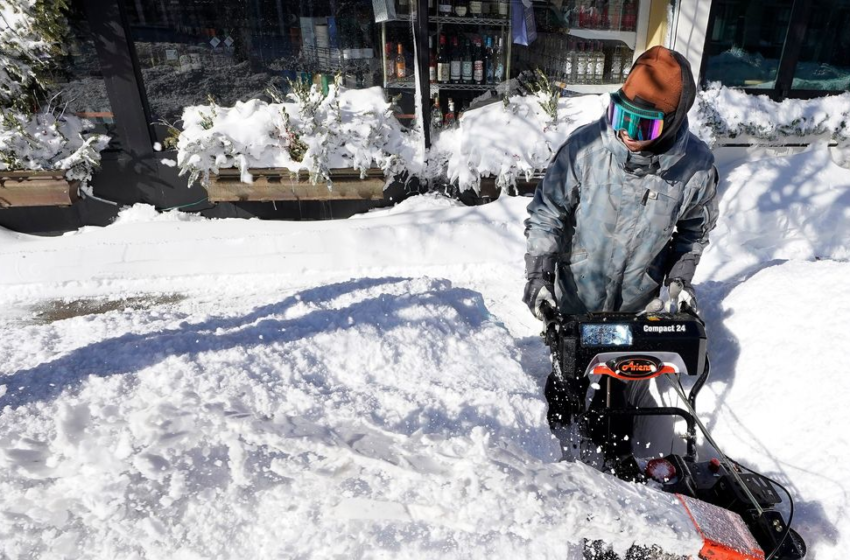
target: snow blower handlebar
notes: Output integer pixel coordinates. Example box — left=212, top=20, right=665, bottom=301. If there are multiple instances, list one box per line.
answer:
left=538, top=300, right=565, bottom=382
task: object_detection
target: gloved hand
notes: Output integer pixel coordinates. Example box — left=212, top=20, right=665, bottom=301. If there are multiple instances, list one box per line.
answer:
left=523, top=253, right=558, bottom=321
left=644, top=278, right=698, bottom=314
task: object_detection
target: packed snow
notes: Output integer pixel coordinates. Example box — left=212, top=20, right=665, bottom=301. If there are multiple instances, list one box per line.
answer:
left=1, top=136, right=849, bottom=558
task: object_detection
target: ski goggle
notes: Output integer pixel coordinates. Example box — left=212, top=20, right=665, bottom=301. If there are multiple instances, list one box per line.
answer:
left=607, top=90, right=666, bottom=142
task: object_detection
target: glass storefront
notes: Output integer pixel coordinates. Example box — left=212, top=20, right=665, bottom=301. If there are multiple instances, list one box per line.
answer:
left=122, top=0, right=413, bottom=124
left=48, top=1, right=115, bottom=136
left=513, top=1, right=638, bottom=90
left=791, top=0, right=850, bottom=90
left=703, top=0, right=793, bottom=89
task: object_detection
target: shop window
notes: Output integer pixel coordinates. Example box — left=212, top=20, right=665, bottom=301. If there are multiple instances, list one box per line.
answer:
left=511, top=1, right=639, bottom=92
left=122, top=0, right=408, bottom=124
left=47, top=1, right=115, bottom=137
left=703, top=0, right=793, bottom=89
left=791, top=0, right=850, bottom=90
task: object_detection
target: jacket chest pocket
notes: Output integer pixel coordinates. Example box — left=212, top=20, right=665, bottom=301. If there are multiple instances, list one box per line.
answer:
left=644, top=182, right=682, bottom=232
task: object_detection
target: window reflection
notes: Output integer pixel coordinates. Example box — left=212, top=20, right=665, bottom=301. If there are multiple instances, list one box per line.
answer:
left=703, top=0, right=793, bottom=89
left=47, top=1, right=114, bottom=137
left=792, top=0, right=850, bottom=90
left=124, top=0, right=388, bottom=123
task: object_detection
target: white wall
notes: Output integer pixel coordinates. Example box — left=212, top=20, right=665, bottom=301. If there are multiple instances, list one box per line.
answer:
left=669, top=0, right=712, bottom=81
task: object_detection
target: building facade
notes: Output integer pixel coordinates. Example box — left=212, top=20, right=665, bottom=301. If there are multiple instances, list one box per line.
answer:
left=1, top=0, right=847, bottom=233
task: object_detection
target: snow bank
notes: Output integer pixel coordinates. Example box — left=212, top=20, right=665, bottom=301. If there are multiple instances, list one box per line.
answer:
left=699, top=260, right=850, bottom=560
left=698, top=145, right=850, bottom=282
left=173, top=81, right=850, bottom=195
left=433, top=84, right=850, bottom=193
left=0, top=277, right=700, bottom=559
left=109, top=203, right=208, bottom=226
left=690, top=83, right=850, bottom=147
left=176, top=85, right=422, bottom=188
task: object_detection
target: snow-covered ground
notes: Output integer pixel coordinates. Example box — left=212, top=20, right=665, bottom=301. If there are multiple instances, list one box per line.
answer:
left=0, top=143, right=848, bottom=558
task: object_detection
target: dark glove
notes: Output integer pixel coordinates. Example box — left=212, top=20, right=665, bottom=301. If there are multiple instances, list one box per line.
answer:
left=523, top=253, right=557, bottom=320
left=644, top=277, right=697, bottom=314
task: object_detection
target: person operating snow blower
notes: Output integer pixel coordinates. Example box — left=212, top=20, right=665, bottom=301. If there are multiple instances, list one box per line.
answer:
left=523, top=46, right=719, bottom=436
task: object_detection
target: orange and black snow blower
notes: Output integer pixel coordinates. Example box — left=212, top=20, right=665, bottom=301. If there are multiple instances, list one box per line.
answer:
left=539, top=301, right=806, bottom=560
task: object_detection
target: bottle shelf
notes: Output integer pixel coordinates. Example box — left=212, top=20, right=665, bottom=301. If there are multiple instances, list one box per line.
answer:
left=558, top=83, right=621, bottom=94
left=429, top=82, right=497, bottom=91
left=386, top=78, right=417, bottom=89
left=567, top=29, right=637, bottom=50
left=433, top=16, right=510, bottom=26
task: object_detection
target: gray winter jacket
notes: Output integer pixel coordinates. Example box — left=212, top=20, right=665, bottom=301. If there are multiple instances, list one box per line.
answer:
left=525, top=115, right=719, bottom=314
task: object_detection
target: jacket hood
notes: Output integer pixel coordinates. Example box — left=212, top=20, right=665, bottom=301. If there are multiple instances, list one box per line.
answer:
left=646, top=49, right=696, bottom=154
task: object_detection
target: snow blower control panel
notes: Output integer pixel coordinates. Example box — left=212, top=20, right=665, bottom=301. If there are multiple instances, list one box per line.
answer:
left=557, top=312, right=707, bottom=379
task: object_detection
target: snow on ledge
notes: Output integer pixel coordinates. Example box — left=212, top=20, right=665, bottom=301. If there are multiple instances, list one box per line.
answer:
left=175, top=85, right=423, bottom=189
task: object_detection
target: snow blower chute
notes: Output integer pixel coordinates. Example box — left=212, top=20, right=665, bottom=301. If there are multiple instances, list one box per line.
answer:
left=539, top=302, right=806, bottom=560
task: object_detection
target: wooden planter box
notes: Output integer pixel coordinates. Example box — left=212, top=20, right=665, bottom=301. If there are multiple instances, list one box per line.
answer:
left=0, top=171, right=79, bottom=208
left=208, top=168, right=387, bottom=202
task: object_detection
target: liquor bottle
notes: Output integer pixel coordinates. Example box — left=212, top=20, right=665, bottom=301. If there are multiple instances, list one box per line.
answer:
left=437, top=34, right=451, bottom=83
left=609, top=0, right=623, bottom=30
left=481, top=0, right=490, bottom=16
left=473, top=36, right=485, bottom=84
left=622, top=48, right=633, bottom=79
left=494, top=36, right=504, bottom=82
left=462, top=39, right=473, bottom=83
left=485, top=35, right=495, bottom=84
left=395, top=43, right=406, bottom=78
left=585, top=41, right=595, bottom=84
left=385, top=42, right=395, bottom=81
left=450, top=36, right=462, bottom=83
left=497, top=0, right=509, bottom=19
left=431, top=95, right=443, bottom=131
left=601, top=0, right=609, bottom=29
left=469, top=0, right=482, bottom=18
left=439, top=0, right=452, bottom=16
left=594, top=41, right=605, bottom=85
left=398, top=0, right=409, bottom=16
left=429, top=0, right=436, bottom=16
left=575, top=41, right=587, bottom=84
left=622, top=0, right=636, bottom=31
left=578, top=0, right=588, bottom=28
left=444, top=97, right=456, bottom=127
left=588, top=0, right=600, bottom=29
left=454, top=0, right=468, bottom=17
left=429, top=36, right=437, bottom=83
left=610, top=45, right=623, bottom=83
left=565, top=40, right=576, bottom=83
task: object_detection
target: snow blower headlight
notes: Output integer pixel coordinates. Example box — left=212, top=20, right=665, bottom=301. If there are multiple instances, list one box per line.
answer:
left=581, top=324, right=633, bottom=347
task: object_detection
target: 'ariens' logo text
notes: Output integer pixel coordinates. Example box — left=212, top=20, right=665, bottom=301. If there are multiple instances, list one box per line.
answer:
left=610, top=356, right=662, bottom=379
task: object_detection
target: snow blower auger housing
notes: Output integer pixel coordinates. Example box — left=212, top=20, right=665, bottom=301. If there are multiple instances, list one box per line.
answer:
left=539, top=302, right=806, bottom=560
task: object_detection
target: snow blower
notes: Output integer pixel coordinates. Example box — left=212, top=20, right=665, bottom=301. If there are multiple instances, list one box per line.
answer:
left=539, top=302, right=806, bottom=560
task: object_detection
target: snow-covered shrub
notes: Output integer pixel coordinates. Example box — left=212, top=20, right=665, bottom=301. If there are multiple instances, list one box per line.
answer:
left=175, top=83, right=421, bottom=188
left=0, top=0, right=68, bottom=110
left=0, top=109, right=109, bottom=184
left=0, top=0, right=108, bottom=184
left=431, top=93, right=602, bottom=193
left=690, top=83, right=850, bottom=146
